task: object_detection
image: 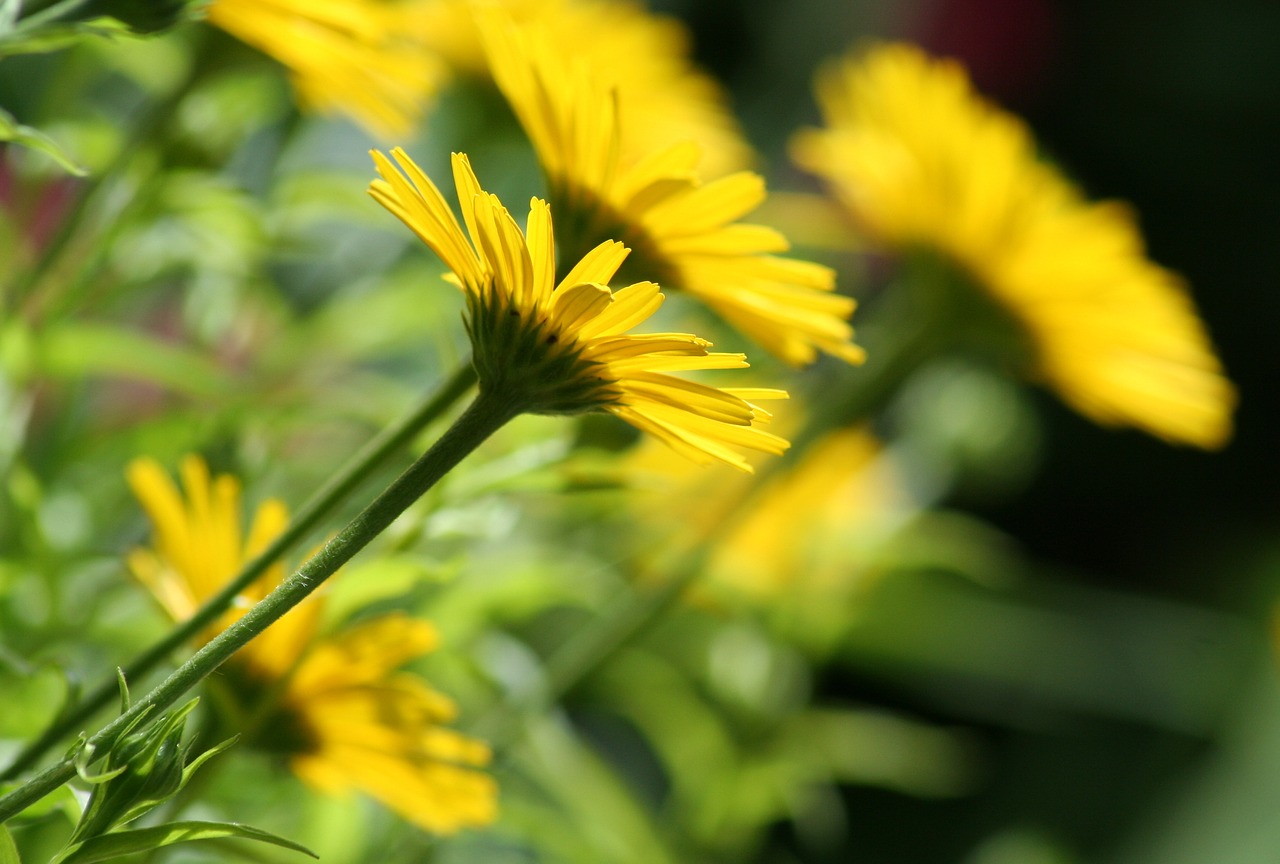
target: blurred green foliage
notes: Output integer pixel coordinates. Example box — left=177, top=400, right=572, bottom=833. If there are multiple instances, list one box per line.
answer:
left=2, top=0, right=1278, bottom=862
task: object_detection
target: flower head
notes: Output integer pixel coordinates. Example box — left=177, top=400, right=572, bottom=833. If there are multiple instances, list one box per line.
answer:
left=204, top=0, right=445, bottom=140
left=474, top=15, right=864, bottom=368
left=126, top=456, right=496, bottom=834
left=369, top=147, right=790, bottom=472
left=414, top=0, right=752, bottom=176
left=630, top=425, right=908, bottom=601
left=791, top=42, right=1235, bottom=448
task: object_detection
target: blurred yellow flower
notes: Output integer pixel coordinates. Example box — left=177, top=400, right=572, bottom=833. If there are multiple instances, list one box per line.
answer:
left=204, top=0, right=445, bottom=140
left=370, top=147, right=790, bottom=472
left=630, top=425, right=909, bottom=602
left=791, top=42, right=1235, bottom=448
left=126, top=455, right=496, bottom=834
left=476, top=15, right=865, bottom=368
left=413, top=0, right=751, bottom=176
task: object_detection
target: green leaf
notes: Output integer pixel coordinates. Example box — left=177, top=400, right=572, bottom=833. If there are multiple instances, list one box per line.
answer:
left=53, top=821, right=317, bottom=864
left=0, top=825, right=21, bottom=864
left=0, top=106, right=86, bottom=175
left=35, top=321, right=232, bottom=397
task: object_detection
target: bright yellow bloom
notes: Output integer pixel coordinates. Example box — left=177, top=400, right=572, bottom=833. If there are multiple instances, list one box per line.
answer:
left=126, top=456, right=496, bottom=834
left=791, top=42, right=1235, bottom=448
left=630, top=425, right=908, bottom=601
left=475, top=15, right=864, bottom=368
left=413, top=0, right=751, bottom=176
left=369, top=147, right=790, bottom=472
left=204, top=0, right=445, bottom=140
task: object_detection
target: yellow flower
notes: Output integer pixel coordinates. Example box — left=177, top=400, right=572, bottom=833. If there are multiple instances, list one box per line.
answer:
left=474, top=15, right=865, bottom=368
left=630, top=425, right=908, bottom=601
left=204, top=0, right=445, bottom=140
left=126, top=455, right=496, bottom=834
left=412, top=0, right=751, bottom=176
left=791, top=42, right=1235, bottom=448
left=369, top=147, right=791, bottom=472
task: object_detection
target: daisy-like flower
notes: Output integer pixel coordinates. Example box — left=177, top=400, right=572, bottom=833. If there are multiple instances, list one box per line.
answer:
left=203, top=0, right=445, bottom=140
left=412, top=0, right=752, bottom=176
left=369, top=147, right=790, bottom=471
left=629, top=425, right=908, bottom=602
left=473, top=14, right=864, bottom=368
left=791, top=42, right=1235, bottom=448
left=126, top=455, right=496, bottom=835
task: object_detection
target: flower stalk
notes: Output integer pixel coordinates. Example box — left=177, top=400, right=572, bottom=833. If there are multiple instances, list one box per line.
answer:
left=0, top=380, right=516, bottom=824
left=0, top=361, right=477, bottom=783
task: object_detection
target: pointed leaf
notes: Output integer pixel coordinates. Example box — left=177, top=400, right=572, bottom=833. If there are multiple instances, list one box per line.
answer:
left=53, top=821, right=317, bottom=864
left=0, top=106, right=86, bottom=175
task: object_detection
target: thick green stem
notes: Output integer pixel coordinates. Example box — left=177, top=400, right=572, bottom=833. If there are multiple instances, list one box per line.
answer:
left=0, top=361, right=476, bottom=783
left=0, top=383, right=515, bottom=824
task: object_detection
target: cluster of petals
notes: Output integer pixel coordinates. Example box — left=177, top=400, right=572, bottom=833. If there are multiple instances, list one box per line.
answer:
left=791, top=42, right=1235, bottom=448
left=630, top=425, right=907, bottom=601
left=127, top=456, right=496, bottom=834
left=204, top=0, right=446, bottom=140
left=413, top=0, right=752, bottom=175
left=369, top=148, right=790, bottom=472
left=475, top=12, right=865, bottom=368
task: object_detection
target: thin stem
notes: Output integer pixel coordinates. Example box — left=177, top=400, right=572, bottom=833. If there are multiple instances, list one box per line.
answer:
left=0, top=361, right=476, bottom=783
left=0, top=379, right=503, bottom=827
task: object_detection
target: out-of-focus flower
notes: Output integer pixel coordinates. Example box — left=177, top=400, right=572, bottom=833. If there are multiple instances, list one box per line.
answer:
left=791, top=42, right=1235, bottom=448
left=413, top=0, right=751, bottom=176
left=203, top=0, right=445, bottom=140
left=629, top=425, right=910, bottom=603
left=126, top=456, right=496, bottom=834
left=476, top=15, right=865, bottom=368
left=369, top=147, right=790, bottom=472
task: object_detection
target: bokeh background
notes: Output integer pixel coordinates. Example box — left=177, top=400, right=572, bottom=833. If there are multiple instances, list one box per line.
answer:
left=660, top=0, right=1280, bottom=860
left=2, top=0, right=1279, bottom=862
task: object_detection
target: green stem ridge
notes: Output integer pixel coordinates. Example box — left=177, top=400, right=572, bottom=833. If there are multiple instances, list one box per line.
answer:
left=0, top=361, right=476, bottom=784
left=0, top=377, right=512, bottom=825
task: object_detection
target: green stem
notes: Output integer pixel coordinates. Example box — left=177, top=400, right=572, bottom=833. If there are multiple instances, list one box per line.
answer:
left=0, top=373, right=499, bottom=824
left=0, top=361, right=475, bottom=783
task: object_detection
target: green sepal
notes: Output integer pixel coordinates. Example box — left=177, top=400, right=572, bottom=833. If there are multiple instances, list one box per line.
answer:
left=50, top=820, right=317, bottom=864
left=465, top=291, right=616, bottom=417
left=68, top=701, right=196, bottom=841
left=178, top=735, right=237, bottom=791
left=114, top=671, right=129, bottom=715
